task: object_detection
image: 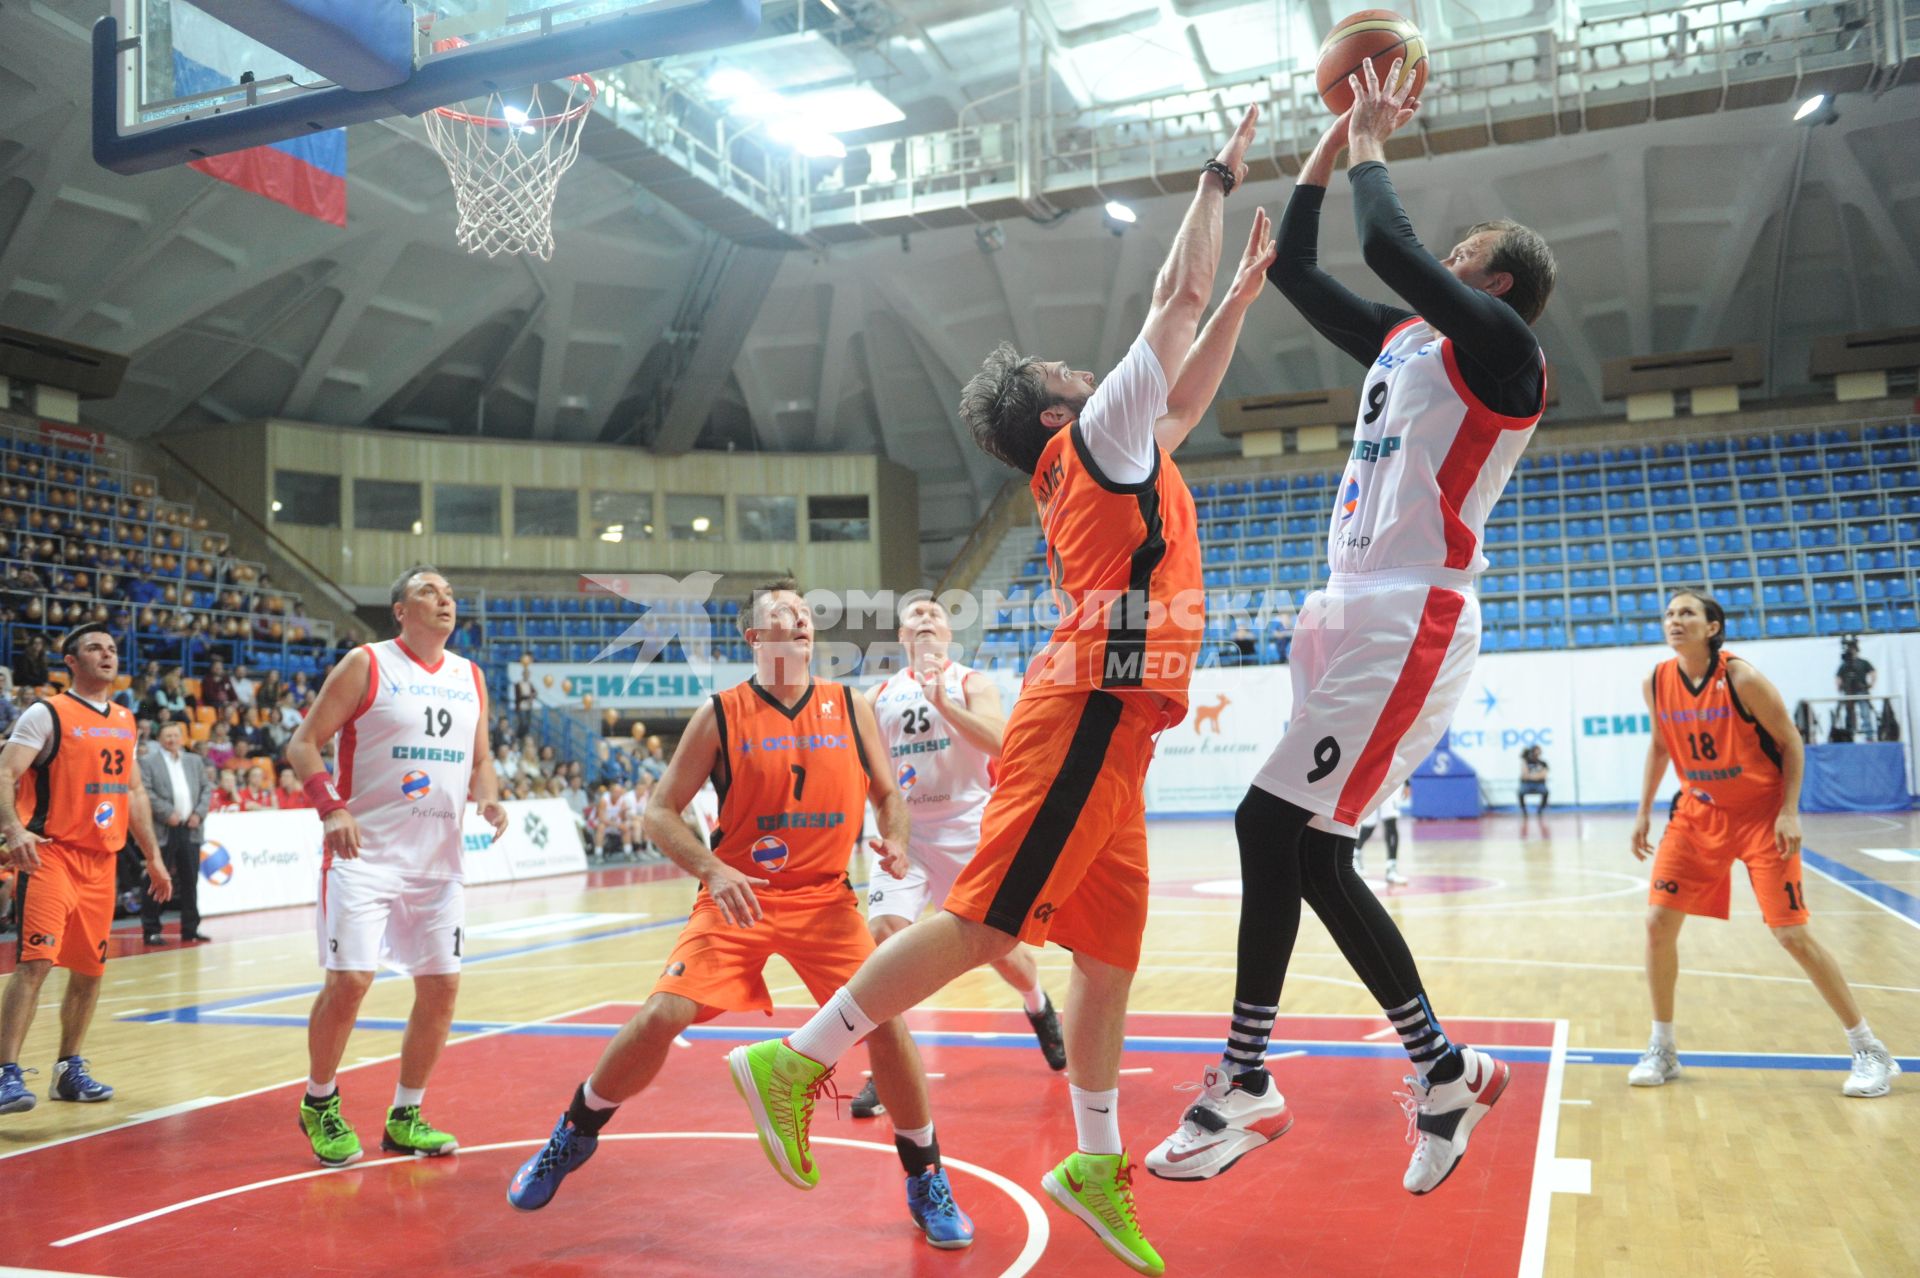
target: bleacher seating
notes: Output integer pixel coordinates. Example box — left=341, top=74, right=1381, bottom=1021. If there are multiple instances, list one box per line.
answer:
left=979, top=418, right=1920, bottom=670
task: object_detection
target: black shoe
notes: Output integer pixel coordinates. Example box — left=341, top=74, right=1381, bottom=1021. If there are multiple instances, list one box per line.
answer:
left=1027, top=995, right=1068, bottom=1071
left=142, top=932, right=164, bottom=945
left=850, top=1078, right=885, bottom=1118
left=184, top=932, right=212, bottom=943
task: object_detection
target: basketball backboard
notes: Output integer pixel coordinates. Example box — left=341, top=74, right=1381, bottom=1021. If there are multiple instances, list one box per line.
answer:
left=95, top=0, right=760, bottom=174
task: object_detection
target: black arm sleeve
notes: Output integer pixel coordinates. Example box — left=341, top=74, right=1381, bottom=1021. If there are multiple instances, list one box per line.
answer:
left=1349, top=161, right=1544, bottom=418
left=1269, top=182, right=1412, bottom=368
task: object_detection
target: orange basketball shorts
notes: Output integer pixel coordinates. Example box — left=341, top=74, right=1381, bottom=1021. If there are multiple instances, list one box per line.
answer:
left=17, top=844, right=117, bottom=977
left=650, top=881, right=875, bottom=1022
left=1649, top=795, right=1808, bottom=928
left=944, top=688, right=1165, bottom=972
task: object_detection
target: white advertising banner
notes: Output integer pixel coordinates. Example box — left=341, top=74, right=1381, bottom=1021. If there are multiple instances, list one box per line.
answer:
left=195, top=798, right=587, bottom=917
left=530, top=663, right=754, bottom=711
left=1143, top=665, right=1291, bottom=812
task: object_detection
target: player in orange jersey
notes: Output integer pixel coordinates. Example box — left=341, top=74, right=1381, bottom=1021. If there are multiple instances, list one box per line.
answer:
left=730, top=107, right=1275, bottom=1276
left=0, top=623, right=171, bottom=1114
left=509, top=579, right=974, bottom=1248
left=1630, top=591, right=1898, bottom=1097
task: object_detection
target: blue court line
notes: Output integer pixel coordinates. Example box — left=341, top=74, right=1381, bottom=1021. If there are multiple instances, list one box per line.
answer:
left=1803, top=848, right=1920, bottom=925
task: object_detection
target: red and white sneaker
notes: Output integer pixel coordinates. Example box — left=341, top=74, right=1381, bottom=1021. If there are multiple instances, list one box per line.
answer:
left=1399, top=1047, right=1510, bottom=1194
left=1145, top=1065, right=1294, bottom=1181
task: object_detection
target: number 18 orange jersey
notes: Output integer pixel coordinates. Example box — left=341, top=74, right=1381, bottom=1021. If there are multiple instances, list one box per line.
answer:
left=1651, top=650, right=1784, bottom=814
left=709, top=678, right=870, bottom=897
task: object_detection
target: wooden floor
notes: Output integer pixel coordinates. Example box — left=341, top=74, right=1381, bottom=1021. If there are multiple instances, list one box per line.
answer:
left=2, top=809, right=1915, bottom=1277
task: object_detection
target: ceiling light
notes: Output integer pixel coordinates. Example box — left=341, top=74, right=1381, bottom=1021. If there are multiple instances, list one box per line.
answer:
left=1104, top=201, right=1137, bottom=224
left=1792, top=94, right=1826, bottom=121
left=691, top=516, right=711, bottom=533
left=270, top=500, right=282, bottom=513
left=503, top=105, right=529, bottom=127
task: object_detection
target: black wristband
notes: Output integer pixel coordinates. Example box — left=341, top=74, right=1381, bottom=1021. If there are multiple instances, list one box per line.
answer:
left=1201, top=159, right=1237, bottom=196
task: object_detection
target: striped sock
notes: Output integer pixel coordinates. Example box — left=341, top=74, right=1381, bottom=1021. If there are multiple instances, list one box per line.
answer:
left=1222, top=1000, right=1279, bottom=1074
left=1386, top=995, right=1456, bottom=1080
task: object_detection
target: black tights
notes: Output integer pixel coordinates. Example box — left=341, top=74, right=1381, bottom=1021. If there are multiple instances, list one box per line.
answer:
left=1233, top=787, right=1430, bottom=1012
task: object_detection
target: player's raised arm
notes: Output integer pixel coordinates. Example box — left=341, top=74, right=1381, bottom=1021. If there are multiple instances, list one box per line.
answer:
left=643, top=701, right=765, bottom=926
left=288, top=646, right=372, bottom=861
left=1137, top=106, right=1255, bottom=376
left=1631, top=673, right=1670, bottom=861
left=1725, top=658, right=1805, bottom=858
left=924, top=669, right=1007, bottom=759
left=851, top=691, right=909, bottom=879
left=1154, top=207, right=1278, bottom=453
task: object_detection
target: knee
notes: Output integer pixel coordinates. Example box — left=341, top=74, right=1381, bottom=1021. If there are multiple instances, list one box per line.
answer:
left=869, top=915, right=907, bottom=946
left=324, top=969, right=376, bottom=1001
left=1771, top=924, right=1815, bottom=958
left=1644, top=908, right=1682, bottom=946
left=640, top=992, right=699, bottom=1036
left=960, top=918, right=1018, bottom=966
left=8, top=958, right=52, bottom=992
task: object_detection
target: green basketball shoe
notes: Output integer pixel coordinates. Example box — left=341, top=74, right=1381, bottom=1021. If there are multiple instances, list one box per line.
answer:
left=298, top=1091, right=364, bottom=1168
left=726, top=1038, right=836, bottom=1190
left=1042, top=1150, right=1165, bottom=1276
left=382, top=1105, right=459, bottom=1156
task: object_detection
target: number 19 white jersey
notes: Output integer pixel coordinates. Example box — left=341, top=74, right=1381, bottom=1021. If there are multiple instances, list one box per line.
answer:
left=337, top=639, right=485, bottom=880
left=1329, top=318, right=1543, bottom=578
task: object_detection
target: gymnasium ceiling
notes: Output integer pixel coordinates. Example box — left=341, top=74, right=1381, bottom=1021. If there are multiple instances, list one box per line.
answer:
left=1, top=1, right=1917, bottom=576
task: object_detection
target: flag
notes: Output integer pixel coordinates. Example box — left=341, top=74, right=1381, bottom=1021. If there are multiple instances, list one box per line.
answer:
left=170, top=2, right=348, bottom=227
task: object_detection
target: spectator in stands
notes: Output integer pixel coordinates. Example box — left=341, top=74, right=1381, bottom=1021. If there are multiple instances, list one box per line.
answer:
left=592, top=739, right=624, bottom=788
left=638, top=734, right=667, bottom=784
left=10, top=634, right=47, bottom=689
left=154, top=668, right=191, bottom=721
left=513, top=658, right=537, bottom=740
left=273, top=691, right=303, bottom=739
left=237, top=765, right=276, bottom=811
left=537, top=743, right=559, bottom=777
left=0, top=670, right=17, bottom=739
left=511, top=776, right=536, bottom=801
left=1518, top=746, right=1550, bottom=816
left=494, top=741, right=520, bottom=783
left=230, top=663, right=257, bottom=709
left=117, top=672, right=150, bottom=715
left=290, top=670, right=313, bottom=707
left=200, top=657, right=236, bottom=712
left=255, top=669, right=287, bottom=713
left=205, top=721, right=236, bottom=771
left=211, top=767, right=240, bottom=813
left=517, top=738, right=541, bottom=781
left=275, top=767, right=312, bottom=809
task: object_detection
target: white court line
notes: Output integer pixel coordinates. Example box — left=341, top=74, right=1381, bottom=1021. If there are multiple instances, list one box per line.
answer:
left=51, top=1131, right=1053, bottom=1278
left=1859, top=848, right=1920, bottom=862
left=761, top=1004, right=1565, bottom=1025
left=1117, top=1067, right=1154, bottom=1076
left=0, top=1000, right=618, bottom=1165
left=1362, top=1025, right=1398, bottom=1041
left=1559, top=1098, right=1592, bottom=1106
left=1804, top=857, right=1920, bottom=935
left=1519, top=1018, right=1575, bottom=1278
left=1265, top=1049, right=1308, bottom=1063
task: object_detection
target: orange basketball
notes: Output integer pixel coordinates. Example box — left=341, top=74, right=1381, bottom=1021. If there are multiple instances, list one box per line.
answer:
left=1316, top=10, right=1429, bottom=115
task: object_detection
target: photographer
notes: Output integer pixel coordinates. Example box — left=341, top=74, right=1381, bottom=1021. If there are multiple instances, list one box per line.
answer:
left=1833, top=636, right=1875, bottom=741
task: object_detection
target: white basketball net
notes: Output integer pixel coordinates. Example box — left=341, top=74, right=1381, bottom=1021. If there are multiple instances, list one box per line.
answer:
left=422, top=73, right=596, bottom=261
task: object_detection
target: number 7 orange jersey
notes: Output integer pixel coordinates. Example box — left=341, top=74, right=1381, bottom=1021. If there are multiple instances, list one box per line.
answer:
left=1651, top=650, right=1784, bottom=813
left=709, top=678, right=871, bottom=894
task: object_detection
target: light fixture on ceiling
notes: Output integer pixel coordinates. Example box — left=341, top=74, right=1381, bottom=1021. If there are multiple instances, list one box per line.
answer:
left=1103, top=200, right=1137, bottom=236
left=703, top=69, right=902, bottom=160
left=1792, top=93, right=1837, bottom=125
left=691, top=516, right=711, bottom=533
left=975, top=223, right=1006, bottom=255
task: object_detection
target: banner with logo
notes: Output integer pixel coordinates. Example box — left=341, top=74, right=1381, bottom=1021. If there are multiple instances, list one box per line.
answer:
left=195, top=798, right=587, bottom=918
left=1143, top=665, right=1291, bottom=811
left=531, top=663, right=754, bottom=711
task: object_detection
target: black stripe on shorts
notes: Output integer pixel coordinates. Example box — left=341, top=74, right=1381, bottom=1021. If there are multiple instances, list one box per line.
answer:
left=982, top=690, right=1125, bottom=936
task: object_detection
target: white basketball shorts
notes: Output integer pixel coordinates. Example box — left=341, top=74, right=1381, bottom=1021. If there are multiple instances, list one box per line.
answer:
left=1252, top=574, right=1481, bottom=836
left=866, top=823, right=981, bottom=925
left=317, top=855, right=465, bottom=977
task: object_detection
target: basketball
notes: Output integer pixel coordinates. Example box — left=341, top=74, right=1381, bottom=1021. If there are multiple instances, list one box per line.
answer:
left=1316, top=9, right=1428, bottom=115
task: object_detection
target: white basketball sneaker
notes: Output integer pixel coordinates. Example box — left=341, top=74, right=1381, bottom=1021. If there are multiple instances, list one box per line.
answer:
left=1384, top=864, right=1408, bottom=886
left=1399, top=1047, right=1510, bottom=1195
left=1842, top=1043, right=1900, bottom=1098
left=1145, top=1065, right=1294, bottom=1181
left=1627, top=1044, right=1682, bottom=1087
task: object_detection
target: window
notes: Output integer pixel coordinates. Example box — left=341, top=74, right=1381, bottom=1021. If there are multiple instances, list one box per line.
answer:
left=514, top=487, right=578, bottom=538
left=354, top=479, right=421, bottom=533
left=808, top=495, right=870, bottom=542
left=590, top=491, right=654, bottom=543
left=667, top=493, right=725, bottom=542
left=271, top=471, right=340, bottom=528
left=738, top=495, right=796, bottom=542
left=433, top=483, right=501, bottom=536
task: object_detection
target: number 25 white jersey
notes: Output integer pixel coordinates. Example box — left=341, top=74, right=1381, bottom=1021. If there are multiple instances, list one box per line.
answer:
left=337, top=639, right=485, bottom=880
left=871, top=662, right=993, bottom=830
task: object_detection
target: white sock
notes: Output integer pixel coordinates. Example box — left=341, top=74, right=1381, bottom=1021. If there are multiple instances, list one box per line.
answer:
left=1070, top=1085, right=1122, bottom=1156
left=1019, top=983, right=1048, bottom=1016
left=786, top=988, right=876, bottom=1066
left=1845, top=1020, right=1876, bottom=1051
left=894, top=1121, right=934, bottom=1148
left=306, top=1078, right=336, bottom=1101
left=1650, top=1021, right=1675, bottom=1050
left=393, top=1084, right=425, bottom=1108
left=582, top=1078, right=618, bottom=1111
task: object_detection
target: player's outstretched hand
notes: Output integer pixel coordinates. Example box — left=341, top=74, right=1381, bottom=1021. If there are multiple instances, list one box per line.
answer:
left=1629, top=814, right=1654, bottom=862
left=1213, top=103, right=1260, bottom=187
left=2, top=824, right=42, bottom=873
left=871, top=837, right=909, bottom=880
left=1347, top=56, right=1421, bottom=146
left=706, top=863, right=768, bottom=928
left=146, top=856, right=173, bottom=904
left=322, top=809, right=361, bottom=861
left=1774, top=811, right=1803, bottom=859
left=1225, top=207, right=1276, bottom=307
left=480, top=800, right=509, bottom=843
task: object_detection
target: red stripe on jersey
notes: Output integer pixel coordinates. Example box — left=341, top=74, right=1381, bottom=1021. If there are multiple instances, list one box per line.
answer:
left=1334, top=588, right=1465, bottom=825
left=334, top=646, right=379, bottom=800
left=1380, top=317, right=1424, bottom=351
left=1432, top=341, right=1544, bottom=569
left=393, top=637, right=445, bottom=674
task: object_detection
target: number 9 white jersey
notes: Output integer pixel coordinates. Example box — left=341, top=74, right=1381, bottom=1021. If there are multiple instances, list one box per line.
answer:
left=336, top=639, right=485, bottom=881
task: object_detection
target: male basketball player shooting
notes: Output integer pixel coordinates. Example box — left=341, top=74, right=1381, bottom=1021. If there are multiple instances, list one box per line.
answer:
left=0, top=624, right=170, bottom=1114
left=847, top=595, right=1066, bottom=1124
left=1149, top=60, right=1556, bottom=1195
left=510, top=580, right=974, bottom=1249
left=1628, top=591, right=1898, bottom=1096
left=290, top=567, right=507, bottom=1166
left=731, top=106, right=1272, bottom=1276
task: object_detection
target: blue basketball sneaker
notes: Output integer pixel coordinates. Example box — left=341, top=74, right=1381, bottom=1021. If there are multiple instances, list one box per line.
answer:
left=507, top=1115, right=598, bottom=1211
left=0, top=1064, right=37, bottom=1114
left=51, top=1058, right=113, bottom=1103
left=906, top=1167, right=974, bottom=1249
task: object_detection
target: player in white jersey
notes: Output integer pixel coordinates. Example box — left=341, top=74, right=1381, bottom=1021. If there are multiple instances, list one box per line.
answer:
left=847, top=599, right=1066, bottom=1118
left=289, top=566, right=507, bottom=1167
left=1151, top=61, right=1556, bottom=1195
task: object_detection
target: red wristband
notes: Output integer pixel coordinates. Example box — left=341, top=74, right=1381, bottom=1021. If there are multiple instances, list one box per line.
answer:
left=304, top=772, right=346, bottom=817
